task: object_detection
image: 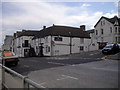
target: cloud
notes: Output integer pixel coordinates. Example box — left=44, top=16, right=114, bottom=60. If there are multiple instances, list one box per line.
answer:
left=1, top=2, right=117, bottom=47
left=81, top=3, right=91, bottom=8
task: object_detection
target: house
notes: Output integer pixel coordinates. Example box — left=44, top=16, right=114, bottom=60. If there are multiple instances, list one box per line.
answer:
left=32, top=25, right=92, bottom=56
left=12, top=30, right=40, bottom=57
left=94, top=16, right=120, bottom=49
left=87, top=29, right=98, bottom=51
left=2, top=35, right=13, bottom=51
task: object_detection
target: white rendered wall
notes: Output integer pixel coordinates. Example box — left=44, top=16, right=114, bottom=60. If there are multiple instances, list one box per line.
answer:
left=95, top=18, right=115, bottom=43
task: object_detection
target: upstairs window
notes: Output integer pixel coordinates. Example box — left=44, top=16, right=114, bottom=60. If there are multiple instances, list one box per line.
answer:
left=115, top=27, right=117, bottom=33
left=101, top=29, right=104, bottom=34
left=103, top=20, right=105, bottom=25
left=115, top=37, right=117, bottom=43
left=54, top=37, right=63, bottom=41
left=110, top=27, right=112, bottom=33
left=101, top=37, right=104, bottom=42
left=45, top=37, right=48, bottom=43
left=96, top=30, right=98, bottom=35
left=101, top=21, right=102, bottom=26
left=23, top=40, right=29, bottom=47
left=119, top=27, right=120, bottom=33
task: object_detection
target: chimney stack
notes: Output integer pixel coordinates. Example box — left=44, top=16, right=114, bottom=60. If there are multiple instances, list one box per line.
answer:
left=43, top=26, right=46, bottom=30
left=80, top=25, right=85, bottom=31
left=22, top=29, right=26, bottom=32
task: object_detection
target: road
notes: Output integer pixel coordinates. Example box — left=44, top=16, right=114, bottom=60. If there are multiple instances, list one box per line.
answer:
left=10, top=50, right=103, bottom=75
left=6, top=51, right=119, bottom=88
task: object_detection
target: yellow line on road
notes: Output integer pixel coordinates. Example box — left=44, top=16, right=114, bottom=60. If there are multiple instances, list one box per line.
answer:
left=101, top=55, right=119, bottom=61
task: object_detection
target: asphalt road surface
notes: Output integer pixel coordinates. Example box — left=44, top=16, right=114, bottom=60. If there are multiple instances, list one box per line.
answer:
left=10, top=50, right=104, bottom=75
left=6, top=50, right=119, bottom=88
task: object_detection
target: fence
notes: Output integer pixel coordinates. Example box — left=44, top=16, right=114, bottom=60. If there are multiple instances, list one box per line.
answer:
left=0, top=64, right=49, bottom=90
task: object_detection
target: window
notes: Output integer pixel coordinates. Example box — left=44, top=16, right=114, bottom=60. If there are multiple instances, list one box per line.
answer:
left=96, top=30, right=98, bottom=35
left=23, top=40, right=29, bottom=47
left=80, top=46, right=84, bottom=51
left=118, top=37, right=120, bottom=43
left=101, top=37, right=104, bottom=42
left=110, top=27, right=112, bottom=33
left=103, top=20, right=105, bottom=25
left=45, top=45, right=50, bottom=53
left=115, top=37, right=117, bottom=43
left=101, top=21, right=102, bottom=26
left=101, top=29, right=103, bottom=34
left=54, top=37, right=63, bottom=41
left=80, top=38, right=84, bottom=44
left=45, top=37, right=48, bottom=43
left=115, top=27, right=117, bottom=33
left=119, top=27, right=120, bottom=33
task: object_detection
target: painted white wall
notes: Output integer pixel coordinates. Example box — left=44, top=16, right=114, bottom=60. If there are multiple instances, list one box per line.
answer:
left=72, top=38, right=81, bottom=53
left=15, top=36, right=34, bottom=57
left=43, top=36, right=51, bottom=56
left=52, top=36, right=70, bottom=56
left=88, top=33, right=99, bottom=51
left=94, top=18, right=119, bottom=44
left=41, top=36, right=92, bottom=56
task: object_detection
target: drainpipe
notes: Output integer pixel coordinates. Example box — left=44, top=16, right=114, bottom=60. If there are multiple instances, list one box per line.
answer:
left=69, top=32, right=72, bottom=54
left=70, top=37, right=72, bottom=54
left=51, top=36, right=53, bottom=56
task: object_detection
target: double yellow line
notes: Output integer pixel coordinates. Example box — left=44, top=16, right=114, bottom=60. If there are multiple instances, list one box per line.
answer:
left=101, top=55, right=119, bottom=61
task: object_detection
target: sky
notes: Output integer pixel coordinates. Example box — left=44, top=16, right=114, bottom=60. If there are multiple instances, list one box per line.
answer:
left=0, top=0, right=119, bottom=47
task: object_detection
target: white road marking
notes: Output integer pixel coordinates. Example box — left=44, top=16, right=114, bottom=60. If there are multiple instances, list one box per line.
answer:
left=56, top=77, right=68, bottom=80
left=46, top=57, right=70, bottom=60
left=90, top=52, right=99, bottom=56
left=56, top=74, right=78, bottom=81
left=24, top=65, right=29, bottom=68
left=90, top=54, right=94, bottom=56
left=61, top=75, right=78, bottom=80
left=48, top=62, right=70, bottom=66
left=71, top=64, right=76, bottom=66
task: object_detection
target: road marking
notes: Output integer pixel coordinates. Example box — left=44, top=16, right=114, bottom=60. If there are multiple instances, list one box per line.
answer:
left=62, top=75, right=78, bottom=80
left=71, top=64, right=76, bottom=66
left=93, top=67, right=118, bottom=72
left=90, top=54, right=94, bottom=56
left=56, top=74, right=78, bottom=81
left=101, top=56, right=119, bottom=61
left=90, top=52, right=99, bottom=56
left=48, top=62, right=69, bottom=66
left=46, top=57, right=70, bottom=60
left=23, top=65, right=29, bottom=68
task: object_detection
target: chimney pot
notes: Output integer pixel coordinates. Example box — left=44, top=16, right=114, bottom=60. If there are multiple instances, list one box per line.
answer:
left=43, top=26, right=46, bottom=29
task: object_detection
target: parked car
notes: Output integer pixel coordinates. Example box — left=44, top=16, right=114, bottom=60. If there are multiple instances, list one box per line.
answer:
left=2, top=51, right=19, bottom=66
left=102, top=43, right=120, bottom=54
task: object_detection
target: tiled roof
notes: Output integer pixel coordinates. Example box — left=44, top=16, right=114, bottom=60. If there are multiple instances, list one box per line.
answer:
left=16, top=30, right=40, bottom=38
left=87, top=29, right=94, bottom=34
left=33, top=25, right=90, bottom=39
left=94, top=16, right=120, bottom=27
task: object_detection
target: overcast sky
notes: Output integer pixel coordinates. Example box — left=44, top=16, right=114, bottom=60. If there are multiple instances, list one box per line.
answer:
left=0, top=0, right=119, bottom=47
